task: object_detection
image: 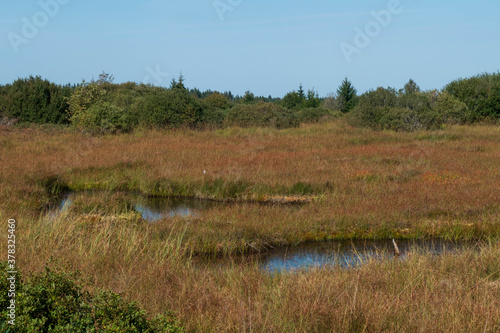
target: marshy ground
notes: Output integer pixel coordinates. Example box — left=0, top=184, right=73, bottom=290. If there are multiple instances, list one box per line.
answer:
left=1, top=121, right=499, bottom=331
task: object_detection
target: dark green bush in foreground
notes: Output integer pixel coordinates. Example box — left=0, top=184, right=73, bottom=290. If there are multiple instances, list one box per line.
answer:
left=0, top=262, right=184, bottom=333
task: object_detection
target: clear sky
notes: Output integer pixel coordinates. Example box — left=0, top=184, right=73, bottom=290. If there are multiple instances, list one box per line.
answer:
left=1, top=0, right=499, bottom=97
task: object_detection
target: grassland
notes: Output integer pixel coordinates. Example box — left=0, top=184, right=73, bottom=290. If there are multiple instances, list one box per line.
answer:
left=1, top=121, right=499, bottom=331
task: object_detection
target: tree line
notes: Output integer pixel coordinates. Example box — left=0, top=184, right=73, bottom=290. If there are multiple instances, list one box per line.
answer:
left=0, top=71, right=498, bottom=133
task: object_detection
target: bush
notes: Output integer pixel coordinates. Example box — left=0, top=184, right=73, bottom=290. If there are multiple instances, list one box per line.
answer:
left=294, top=107, right=339, bottom=123
left=0, top=76, right=72, bottom=124
left=0, top=261, right=184, bottom=332
left=445, top=72, right=500, bottom=121
left=226, top=102, right=299, bottom=129
left=380, top=107, right=442, bottom=132
left=433, top=92, right=471, bottom=124
left=199, top=107, right=227, bottom=129
left=359, top=87, right=398, bottom=108
left=67, top=82, right=103, bottom=121
left=203, top=92, right=230, bottom=109
left=69, top=101, right=134, bottom=134
left=280, top=91, right=304, bottom=109
left=323, top=93, right=340, bottom=111
left=347, top=87, right=443, bottom=131
left=139, top=89, right=203, bottom=128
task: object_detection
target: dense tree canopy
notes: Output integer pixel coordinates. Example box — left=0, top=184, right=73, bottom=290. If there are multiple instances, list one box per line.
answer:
left=0, top=71, right=498, bottom=132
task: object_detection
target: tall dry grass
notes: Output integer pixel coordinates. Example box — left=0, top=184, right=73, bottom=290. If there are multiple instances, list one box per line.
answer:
left=1, top=122, right=499, bottom=253
left=5, top=210, right=499, bottom=332
left=1, top=122, right=500, bottom=331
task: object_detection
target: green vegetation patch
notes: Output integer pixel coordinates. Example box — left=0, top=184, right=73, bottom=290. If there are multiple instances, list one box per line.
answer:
left=0, top=261, right=184, bottom=332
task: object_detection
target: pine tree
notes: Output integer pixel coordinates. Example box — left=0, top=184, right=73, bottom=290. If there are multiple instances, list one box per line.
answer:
left=177, top=72, right=186, bottom=90
left=298, top=83, right=305, bottom=100
left=243, top=90, right=255, bottom=103
left=169, top=78, right=177, bottom=89
left=403, top=79, right=420, bottom=95
left=336, top=77, right=358, bottom=113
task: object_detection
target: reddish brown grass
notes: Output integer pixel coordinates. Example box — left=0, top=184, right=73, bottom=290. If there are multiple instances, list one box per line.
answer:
left=1, top=122, right=500, bottom=331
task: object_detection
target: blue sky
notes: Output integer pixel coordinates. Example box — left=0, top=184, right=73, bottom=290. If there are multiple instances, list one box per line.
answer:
left=1, top=0, right=499, bottom=97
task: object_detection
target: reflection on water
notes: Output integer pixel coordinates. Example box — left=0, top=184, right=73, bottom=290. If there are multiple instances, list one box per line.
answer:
left=59, top=195, right=72, bottom=212
left=261, top=239, right=470, bottom=273
left=134, top=197, right=219, bottom=221
left=54, top=192, right=301, bottom=222
left=53, top=192, right=221, bottom=221
left=48, top=193, right=72, bottom=218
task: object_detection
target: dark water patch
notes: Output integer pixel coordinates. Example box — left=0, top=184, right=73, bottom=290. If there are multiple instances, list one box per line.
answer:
left=134, top=197, right=221, bottom=221
left=50, top=192, right=216, bottom=220
left=47, top=192, right=72, bottom=218
left=59, top=195, right=72, bottom=212
left=52, top=191, right=304, bottom=221
left=259, top=239, right=472, bottom=273
left=135, top=196, right=305, bottom=221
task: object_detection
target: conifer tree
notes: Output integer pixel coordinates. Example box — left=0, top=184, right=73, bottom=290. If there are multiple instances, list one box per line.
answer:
left=336, top=77, right=358, bottom=113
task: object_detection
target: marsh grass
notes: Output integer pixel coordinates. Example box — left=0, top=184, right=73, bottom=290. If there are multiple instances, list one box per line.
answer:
left=7, top=210, right=499, bottom=332
left=1, top=122, right=500, bottom=331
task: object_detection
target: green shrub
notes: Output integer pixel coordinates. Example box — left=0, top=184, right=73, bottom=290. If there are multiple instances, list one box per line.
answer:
left=69, top=101, right=134, bottom=134
left=359, top=87, right=398, bottom=108
left=280, top=91, right=304, bottom=109
left=203, top=92, right=230, bottom=109
left=303, top=89, right=321, bottom=108
left=199, top=107, right=227, bottom=128
left=347, top=105, right=388, bottom=130
left=0, top=261, right=184, bottom=332
left=398, top=92, right=432, bottom=112
left=433, top=92, right=471, bottom=124
left=347, top=86, right=444, bottom=131
left=0, top=76, right=72, bottom=124
left=348, top=105, right=443, bottom=132
left=227, top=102, right=299, bottom=129
left=380, top=107, right=442, bottom=132
left=445, top=72, right=500, bottom=120
left=139, top=89, right=203, bottom=128
left=294, top=107, right=339, bottom=123
left=67, top=82, right=103, bottom=121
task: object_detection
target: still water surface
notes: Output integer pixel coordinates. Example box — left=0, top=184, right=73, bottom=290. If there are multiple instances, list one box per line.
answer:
left=54, top=193, right=472, bottom=272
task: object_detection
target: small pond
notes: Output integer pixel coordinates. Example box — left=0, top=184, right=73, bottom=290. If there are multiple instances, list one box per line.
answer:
left=51, top=192, right=473, bottom=273
left=134, top=197, right=220, bottom=221
left=260, top=239, right=471, bottom=273
left=52, top=192, right=299, bottom=221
